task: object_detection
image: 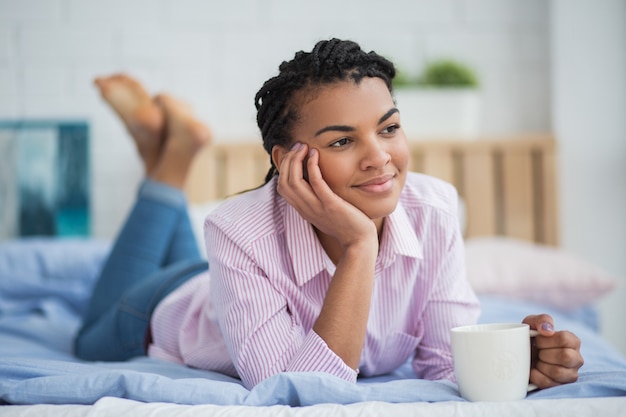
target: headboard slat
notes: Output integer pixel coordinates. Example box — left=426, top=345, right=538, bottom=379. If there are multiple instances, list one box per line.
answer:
left=463, top=149, right=497, bottom=237
left=186, top=145, right=217, bottom=203
left=540, top=144, right=559, bottom=245
left=421, top=148, right=455, bottom=184
left=501, top=148, right=535, bottom=241
left=224, top=151, right=256, bottom=196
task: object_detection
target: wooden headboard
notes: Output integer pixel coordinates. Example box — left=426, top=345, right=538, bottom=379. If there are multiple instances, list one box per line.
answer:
left=186, top=134, right=558, bottom=246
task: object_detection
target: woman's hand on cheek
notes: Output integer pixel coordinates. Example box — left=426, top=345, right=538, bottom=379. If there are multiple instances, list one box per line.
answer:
left=277, top=143, right=377, bottom=247
left=523, top=314, right=584, bottom=389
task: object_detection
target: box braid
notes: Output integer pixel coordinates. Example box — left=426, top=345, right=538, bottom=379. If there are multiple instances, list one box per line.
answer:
left=254, top=38, right=397, bottom=183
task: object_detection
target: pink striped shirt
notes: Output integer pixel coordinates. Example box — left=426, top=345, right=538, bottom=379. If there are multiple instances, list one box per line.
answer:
left=148, top=172, right=480, bottom=389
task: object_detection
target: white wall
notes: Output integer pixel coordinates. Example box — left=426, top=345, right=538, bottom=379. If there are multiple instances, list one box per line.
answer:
left=551, top=0, right=626, bottom=356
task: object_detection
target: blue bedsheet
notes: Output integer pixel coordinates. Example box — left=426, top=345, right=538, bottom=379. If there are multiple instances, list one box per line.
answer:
left=1, top=238, right=625, bottom=406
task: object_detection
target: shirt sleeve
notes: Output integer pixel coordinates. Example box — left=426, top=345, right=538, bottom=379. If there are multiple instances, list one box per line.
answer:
left=204, top=218, right=357, bottom=389
left=412, top=186, right=481, bottom=381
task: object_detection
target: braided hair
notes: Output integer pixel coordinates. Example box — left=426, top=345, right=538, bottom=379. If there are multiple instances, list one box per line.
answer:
left=254, top=38, right=397, bottom=183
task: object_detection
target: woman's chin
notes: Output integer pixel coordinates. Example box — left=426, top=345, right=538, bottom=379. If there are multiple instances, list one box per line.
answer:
left=363, top=204, right=397, bottom=222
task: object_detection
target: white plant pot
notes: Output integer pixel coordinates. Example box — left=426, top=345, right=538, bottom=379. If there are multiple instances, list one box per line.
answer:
left=394, top=88, right=482, bottom=139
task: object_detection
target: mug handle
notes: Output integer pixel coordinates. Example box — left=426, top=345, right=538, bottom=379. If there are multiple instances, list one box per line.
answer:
left=527, top=329, right=540, bottom=392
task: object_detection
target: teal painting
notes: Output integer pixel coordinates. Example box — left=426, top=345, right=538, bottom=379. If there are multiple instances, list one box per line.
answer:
left=0, top=121, right=90, bottom=238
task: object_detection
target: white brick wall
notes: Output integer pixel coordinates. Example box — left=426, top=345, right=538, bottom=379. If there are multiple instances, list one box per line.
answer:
left=0, top=0, right=550, bottom=237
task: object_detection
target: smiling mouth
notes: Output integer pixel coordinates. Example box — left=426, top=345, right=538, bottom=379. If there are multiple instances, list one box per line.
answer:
left=354, top=174, right=395, bottom=193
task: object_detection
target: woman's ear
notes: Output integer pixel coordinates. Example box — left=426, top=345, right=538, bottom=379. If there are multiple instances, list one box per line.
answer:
left=271, top=144, right=288, bottom=174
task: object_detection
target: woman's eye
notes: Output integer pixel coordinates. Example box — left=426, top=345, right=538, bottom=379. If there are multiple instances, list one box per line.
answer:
left=330, top=138, right=351, bottom=147
left=382, top=124, right=400, bottom=135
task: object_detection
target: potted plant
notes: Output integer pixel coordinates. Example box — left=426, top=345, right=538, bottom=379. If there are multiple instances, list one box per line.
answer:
left=393, top=59, right=482, bottom=139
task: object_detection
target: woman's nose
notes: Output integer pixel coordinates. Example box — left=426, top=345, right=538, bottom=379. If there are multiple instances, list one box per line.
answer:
left=360, top=137, right=391, bottom=170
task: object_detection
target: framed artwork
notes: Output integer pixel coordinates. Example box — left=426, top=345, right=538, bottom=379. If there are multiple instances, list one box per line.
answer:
left=0, top=120, right=90, bottom=239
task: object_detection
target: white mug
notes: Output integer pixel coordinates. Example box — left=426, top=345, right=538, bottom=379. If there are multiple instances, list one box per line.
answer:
left=451, top=323, right=538, bottom=402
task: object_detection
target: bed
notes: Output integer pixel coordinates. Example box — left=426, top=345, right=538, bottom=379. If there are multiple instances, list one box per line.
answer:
left=1, top=135, right=625, bottom=416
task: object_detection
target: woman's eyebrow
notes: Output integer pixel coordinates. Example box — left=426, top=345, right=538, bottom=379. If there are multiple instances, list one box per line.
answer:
left=378, top=108, right=399, bottom=125
left=314, top=108, right=400, bottom=137
left=314, top=124, right=354, bottom=137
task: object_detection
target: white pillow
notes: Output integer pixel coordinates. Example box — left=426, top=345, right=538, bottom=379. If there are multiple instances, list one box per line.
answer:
left=464, top=237, right=619, bottom=311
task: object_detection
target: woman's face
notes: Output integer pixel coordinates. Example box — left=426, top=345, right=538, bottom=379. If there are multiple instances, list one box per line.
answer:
left=283, top=77, right=409, bottom=221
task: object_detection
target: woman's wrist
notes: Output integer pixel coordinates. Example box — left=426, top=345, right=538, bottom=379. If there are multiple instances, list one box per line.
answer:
left=342, top=237, right=378, bottom=261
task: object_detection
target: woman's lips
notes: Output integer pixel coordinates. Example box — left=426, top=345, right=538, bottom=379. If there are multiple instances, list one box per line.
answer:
left=354, top=174, right=395, bottom=193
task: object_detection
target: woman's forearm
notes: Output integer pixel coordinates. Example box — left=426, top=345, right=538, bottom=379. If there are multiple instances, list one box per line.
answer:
left=312, top=239, right=377, bottom=370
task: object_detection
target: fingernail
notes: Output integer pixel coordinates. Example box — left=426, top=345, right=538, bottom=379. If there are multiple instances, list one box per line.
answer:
left=291, top=142, right=301, bottom=151
left=541, top=322, right=554, bottom=332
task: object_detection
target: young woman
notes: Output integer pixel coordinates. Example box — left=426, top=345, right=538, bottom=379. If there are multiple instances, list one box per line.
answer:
left=75, top=38, right=583, bottom=391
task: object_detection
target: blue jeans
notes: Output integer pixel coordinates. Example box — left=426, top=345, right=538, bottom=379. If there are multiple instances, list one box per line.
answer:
left=74, top=179, right=208, bottom=361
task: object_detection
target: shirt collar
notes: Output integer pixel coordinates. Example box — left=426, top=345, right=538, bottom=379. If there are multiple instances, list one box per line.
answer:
left=377, top=201, right=423, bottom=270
left=283, top=201, right=328, bottom=286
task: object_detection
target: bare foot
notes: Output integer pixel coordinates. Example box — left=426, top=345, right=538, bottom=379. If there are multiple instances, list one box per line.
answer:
left=94, top=74, right=165, bottom=173
left=150, top=94, right=212, bottom=188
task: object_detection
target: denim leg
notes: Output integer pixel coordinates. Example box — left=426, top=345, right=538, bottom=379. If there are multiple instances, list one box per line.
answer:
left=140, top=178, right=203, bottom=265
left=78, top=179, right=202, bottom=343
left=164, top=207, right=202, bottom=264
left=75, top=259, right=208, bottom=361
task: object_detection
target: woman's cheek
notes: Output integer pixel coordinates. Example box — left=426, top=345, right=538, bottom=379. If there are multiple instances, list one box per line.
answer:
left=316, top=155, right=345, bottom=190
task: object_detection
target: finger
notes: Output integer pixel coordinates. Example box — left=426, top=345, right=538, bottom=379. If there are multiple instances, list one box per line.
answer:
left=530, top=367, right=559, bottom=388
left=305, top=147, right=321, bottom=185
left=523, top=314, right=555, bottom=336
left=534, top=330, right=581, bottom=350
left=305, top=148, right=336, bottom=202
left=277, top=143, right=319, bottom=209
left=279, top=143, right=315, bottom=198
left=534, top=359, right=581, bottom=384
left=529, top=367, right=561, bottom=389
left=279, top=142, right=306, bottom=184
left=537, top=346, right=584, bottom=369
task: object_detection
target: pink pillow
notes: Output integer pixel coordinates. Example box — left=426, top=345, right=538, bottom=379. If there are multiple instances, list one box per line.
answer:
left=464, top=237, right=619, bottom=310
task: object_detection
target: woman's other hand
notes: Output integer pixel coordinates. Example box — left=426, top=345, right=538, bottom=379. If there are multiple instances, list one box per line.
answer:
left=523, top=314, right=584, bottom=388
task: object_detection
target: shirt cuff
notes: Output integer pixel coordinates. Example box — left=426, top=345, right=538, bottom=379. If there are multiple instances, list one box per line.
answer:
left=285, top=330, right=358, bottom=383
left=147, top=343, right=184, bottom=365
